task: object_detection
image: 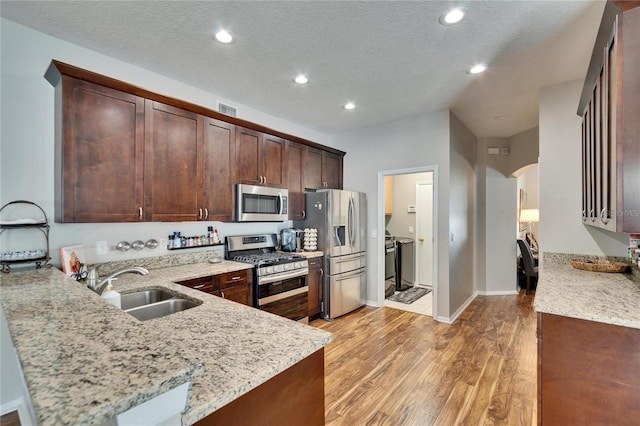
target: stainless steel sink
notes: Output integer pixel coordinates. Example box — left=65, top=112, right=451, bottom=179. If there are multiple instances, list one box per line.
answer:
left=120, top=288, right=201, bottom=321
left=121, top=288, right=175, bottom=310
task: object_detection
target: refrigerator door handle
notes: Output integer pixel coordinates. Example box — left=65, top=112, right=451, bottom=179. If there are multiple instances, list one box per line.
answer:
left=348, top=197, right=355, bottom=247
left=334, top=269, right=365, bottom=282
left=334, top=253, right=366, bottom=263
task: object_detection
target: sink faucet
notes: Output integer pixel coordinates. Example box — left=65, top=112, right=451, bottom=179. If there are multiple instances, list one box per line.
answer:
left=87, top=266, right=149, bottom=295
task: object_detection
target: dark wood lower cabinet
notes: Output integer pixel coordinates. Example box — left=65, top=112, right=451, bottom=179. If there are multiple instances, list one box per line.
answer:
left=307, top=257, right=323, bottom=319
left=194, top=348, right=325, bottom=426
left=176, top=270, right=252, bottom=307
left=537, top=313, right=640, bottom=425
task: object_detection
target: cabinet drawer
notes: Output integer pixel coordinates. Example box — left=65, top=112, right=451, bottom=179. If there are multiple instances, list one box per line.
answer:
left=307, top=257, right=322, bottom=269
left=176, top=276, right=216, bottom=294
left=217, top=269, right=252, bottom=289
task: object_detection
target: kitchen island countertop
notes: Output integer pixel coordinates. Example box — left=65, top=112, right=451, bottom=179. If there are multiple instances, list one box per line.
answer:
left=0, top=261, right=332, bottom=425
left=533, top=252, right=640, bottom=329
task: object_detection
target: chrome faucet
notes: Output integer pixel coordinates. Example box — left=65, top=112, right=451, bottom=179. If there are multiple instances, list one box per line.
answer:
left=87, top=266, right=149, bottom=295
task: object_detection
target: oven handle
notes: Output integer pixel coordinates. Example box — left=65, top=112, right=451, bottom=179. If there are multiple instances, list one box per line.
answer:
left=259, top=268, right=309, bottom=285
left=258, top=286, right=308, bottom=306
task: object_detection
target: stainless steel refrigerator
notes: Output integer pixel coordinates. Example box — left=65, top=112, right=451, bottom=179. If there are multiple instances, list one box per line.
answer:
left=295, top=189, right=366, bottom=320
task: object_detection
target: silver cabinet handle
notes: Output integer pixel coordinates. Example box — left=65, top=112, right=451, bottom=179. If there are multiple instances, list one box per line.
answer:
left=302, top=210, right=306, bottom=219
left=139, top=207, right=143, bottom=220
left=193, top=284, right=205, bottom=289
left=221, top=291, right=225, bottom=299
left=231, top=276, right=242, bottom=281
left=204, top=208, right=209, bottom=220
left=199, top=208, right=203, bottom=220
left=264, top=176, right=267, bottom=186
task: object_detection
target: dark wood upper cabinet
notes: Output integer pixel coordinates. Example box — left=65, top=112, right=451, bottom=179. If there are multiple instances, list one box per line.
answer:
left=262, top=134, right=286, bottom=188
left=303, top=147, right=343, bottom=190
left=144, top=100, right=201, bottom=222
left=45, top=60, right=345, bottom=223
left=56, top=77, right=145, bottom=222
left=203, top=118, right=236, bottom=222
left=235, top=128, right=286, bottom=188
left=286, top=141, right=305, bottom=220
left=323, top=151, right=343, bottom=190
left=578, top=2, right=640, bottom=232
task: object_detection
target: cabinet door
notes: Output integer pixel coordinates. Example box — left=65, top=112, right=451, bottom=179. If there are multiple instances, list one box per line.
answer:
left=203, top=118, right=236, bottom=221
left=286, top=141, right=305, bottom=220
left=145, top=101, right=201, bottom=221
left=303, top=147, right=324, bottom=190
left=220, top=284, right=253, bottom=306
left=323, top=152, right=343, bottom=189
left=60, top=77, right=144, bottom=222
left=262, top=134, right=286, bottom=188
left=307, top=258, right=323, bottom=317
left=235, top=127, right=262, bottom=185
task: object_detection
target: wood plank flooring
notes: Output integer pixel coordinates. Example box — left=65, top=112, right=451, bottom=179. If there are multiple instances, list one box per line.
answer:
left=310, top=291, right=537, bottom=425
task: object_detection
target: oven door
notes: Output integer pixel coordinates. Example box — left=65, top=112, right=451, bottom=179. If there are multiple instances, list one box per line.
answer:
left=257, top=273, right=308, bottom=322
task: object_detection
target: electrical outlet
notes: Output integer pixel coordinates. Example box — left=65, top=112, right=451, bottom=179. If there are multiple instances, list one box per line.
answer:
left=371, top=229, right=377, bottom=239
left=96, top=240, right=109, bottom=255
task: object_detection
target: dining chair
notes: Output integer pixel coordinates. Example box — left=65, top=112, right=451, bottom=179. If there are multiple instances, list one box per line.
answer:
left=517, top=239, right=538, bottom=294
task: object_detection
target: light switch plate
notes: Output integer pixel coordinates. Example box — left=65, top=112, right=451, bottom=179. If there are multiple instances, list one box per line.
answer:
left=371, top=229, right=377, bottom=239
left=409, top=226, right=414, bottom=234
left=96, top=240, right=109, bottom=255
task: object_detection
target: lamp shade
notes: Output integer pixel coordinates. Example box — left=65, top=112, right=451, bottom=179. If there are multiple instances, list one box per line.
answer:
left=520, top=208, right=539, bottom=223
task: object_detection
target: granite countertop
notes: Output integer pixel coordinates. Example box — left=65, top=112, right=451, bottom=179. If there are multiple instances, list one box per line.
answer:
left=533, top=253, right=640, bottom=329
left=0, top=261, right=333, bottom=425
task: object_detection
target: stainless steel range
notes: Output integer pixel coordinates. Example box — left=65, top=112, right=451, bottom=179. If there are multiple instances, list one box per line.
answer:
left=226, top=234, right=309, bottom=323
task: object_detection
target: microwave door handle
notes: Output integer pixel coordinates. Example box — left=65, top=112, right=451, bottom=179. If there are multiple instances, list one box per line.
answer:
left=278, top=192, right=284, bottom=216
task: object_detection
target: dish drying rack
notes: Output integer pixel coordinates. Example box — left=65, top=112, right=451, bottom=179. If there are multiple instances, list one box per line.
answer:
left=0, top=200, right=51, bottom=272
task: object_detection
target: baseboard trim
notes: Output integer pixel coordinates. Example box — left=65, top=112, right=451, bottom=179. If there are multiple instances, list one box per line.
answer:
left=477, top=289, right=519, bottom=296
left=436, top=292, right=477, bottom=324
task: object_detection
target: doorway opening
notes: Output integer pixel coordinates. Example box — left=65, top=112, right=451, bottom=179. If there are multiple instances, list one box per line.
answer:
left=379, top=166, right=438, bottom=318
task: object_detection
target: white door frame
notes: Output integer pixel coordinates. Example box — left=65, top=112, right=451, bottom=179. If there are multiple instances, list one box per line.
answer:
left=415, top=180, right=433, bottom=288
left=378, top=165, right=439, bottom=319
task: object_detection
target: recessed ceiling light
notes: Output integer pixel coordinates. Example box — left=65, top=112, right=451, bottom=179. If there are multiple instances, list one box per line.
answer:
left=213, top=30, right=233, bottom=43
left=344, top=102, right=356, bottom=110
left=440, top=8, right=465, bottom=25
left=468, top=64, right=487, bottom=74
left=294, top=75, right=309, bottom=84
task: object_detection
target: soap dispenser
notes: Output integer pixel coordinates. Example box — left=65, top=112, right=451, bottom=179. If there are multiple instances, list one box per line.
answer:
left=101, top=278, right=121, bottom=308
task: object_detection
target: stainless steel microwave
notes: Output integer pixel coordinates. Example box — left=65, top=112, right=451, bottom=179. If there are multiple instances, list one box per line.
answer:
left=236, top=184, right=288, bottom=222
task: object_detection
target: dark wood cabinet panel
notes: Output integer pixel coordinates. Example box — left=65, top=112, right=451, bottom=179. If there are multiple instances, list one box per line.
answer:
left=220, top=283, right=252, bottom=306
left=303, top=147, right=324, bottom=190
left=217, top=269, right=251, bottom=289
left=58, top=77, right=145, bottom=222
left=323, top=151, right=343, bottom=190
left=144, top=100, right=201, bottom=222
left=286, top=141, right=305, bottom=220
left=235, top=127, right=262, bottom=186
left=537, top=313, right=640, bottom=425
left=203, top=118, right=236, bottom=221
left=262, top=134, right=286, bottom=188
left=195, top=349, right=325, bottom=426
left=307, top=257, right=323, bottom=318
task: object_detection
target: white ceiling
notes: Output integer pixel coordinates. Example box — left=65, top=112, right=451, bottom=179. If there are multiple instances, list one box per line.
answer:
left=0, top=0, right=605, bottom=138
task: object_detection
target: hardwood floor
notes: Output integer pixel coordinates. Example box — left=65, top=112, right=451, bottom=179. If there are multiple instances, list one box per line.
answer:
left=310, top=291, right=537, bottom=425
left=0, top=411, right=21, bottom=426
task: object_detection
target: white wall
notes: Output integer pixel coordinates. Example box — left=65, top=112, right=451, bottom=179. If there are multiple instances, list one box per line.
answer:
left=0, top=18, right=335, bottom=267
left=332, top=110, right=453, bottom=318
left=539, top=80, right=628, bottom=256
left=448, top=112, right=477, bottom=314
left=386, top=172, right=432, bottom=239
left=485, top=167, right=518, bottom=293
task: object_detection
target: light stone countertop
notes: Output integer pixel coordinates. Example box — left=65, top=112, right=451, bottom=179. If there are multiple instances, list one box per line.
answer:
left=0, top=261, right=333, bottom=425
left=533, top=253, right=640, bottom=329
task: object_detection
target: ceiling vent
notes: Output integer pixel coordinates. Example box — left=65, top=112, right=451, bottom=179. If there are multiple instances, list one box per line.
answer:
left=218, top=102, right=237, bottom=117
